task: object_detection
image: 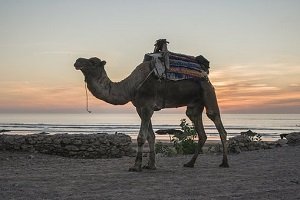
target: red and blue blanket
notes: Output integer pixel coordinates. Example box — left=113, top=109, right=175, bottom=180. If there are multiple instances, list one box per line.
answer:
left=166, top=52, right=207, bottom=80
left=144, top=52, right=208, bottom=81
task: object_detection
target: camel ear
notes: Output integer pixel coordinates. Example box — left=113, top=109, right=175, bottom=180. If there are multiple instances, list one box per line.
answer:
left=101, top=60, right=106, bottom=66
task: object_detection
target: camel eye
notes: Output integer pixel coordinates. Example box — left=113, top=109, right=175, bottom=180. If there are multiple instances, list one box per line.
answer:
left=89, top=57, right=100, bottom=66
left=90, top=60, right=97, bottom=65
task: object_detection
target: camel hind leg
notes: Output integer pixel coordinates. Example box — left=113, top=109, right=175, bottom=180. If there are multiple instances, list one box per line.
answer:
left=184, top=105, right=207, bottom=168
left=202, top=80, right=229, bottom=168
left=207, top=113, right=229, bottom=167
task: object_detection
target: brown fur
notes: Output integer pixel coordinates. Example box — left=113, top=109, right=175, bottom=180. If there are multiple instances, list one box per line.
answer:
left=74, top=57, right=229, bottom=171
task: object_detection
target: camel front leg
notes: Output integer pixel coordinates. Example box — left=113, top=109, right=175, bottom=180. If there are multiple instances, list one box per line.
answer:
left=129, top=107, right=153, bottom=172
left=143, top=121, right=157, bottom=170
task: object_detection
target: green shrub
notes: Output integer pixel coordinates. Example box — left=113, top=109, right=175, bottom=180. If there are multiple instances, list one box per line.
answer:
left=155, top=142, right=177, bottom=157
left=172, top=119, right=197, bottom=154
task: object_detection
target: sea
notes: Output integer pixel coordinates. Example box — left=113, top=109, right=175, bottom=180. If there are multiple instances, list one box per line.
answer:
left=0, top=113, right=299, bottom=141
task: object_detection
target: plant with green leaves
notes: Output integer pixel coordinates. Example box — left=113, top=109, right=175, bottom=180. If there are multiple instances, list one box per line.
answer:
left=155, top=142, right=177, bottom=157
left=172, top=119, right=197, bottom=154
left=241, top=130, right=263, bottom=142
left=254, top=133, right=262, bottom=141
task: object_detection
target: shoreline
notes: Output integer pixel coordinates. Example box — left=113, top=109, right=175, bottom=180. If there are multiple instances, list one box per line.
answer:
left=1, top=112, right=299, bottom=142
left=0, top=132, right=284, bottom=142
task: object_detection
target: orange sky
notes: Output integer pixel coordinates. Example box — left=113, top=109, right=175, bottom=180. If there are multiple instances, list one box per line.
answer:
left=1, top=63, right=299, bottom=114
left=0, top=1, right=299, bottom=114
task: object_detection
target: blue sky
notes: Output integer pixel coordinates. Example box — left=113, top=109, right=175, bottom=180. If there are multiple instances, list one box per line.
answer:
left=0, top=0, right=299, bottom=113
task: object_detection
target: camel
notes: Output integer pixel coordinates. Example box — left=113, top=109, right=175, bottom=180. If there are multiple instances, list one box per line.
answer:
left=74, top=50, right=229, bottom=172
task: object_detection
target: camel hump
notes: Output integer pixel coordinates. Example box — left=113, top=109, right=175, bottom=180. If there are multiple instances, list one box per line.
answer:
left=145, top=51, right=208, bottom=81
left=144, top=41, right=209, bottom=81
left=153, top=39, right=209, bottom=70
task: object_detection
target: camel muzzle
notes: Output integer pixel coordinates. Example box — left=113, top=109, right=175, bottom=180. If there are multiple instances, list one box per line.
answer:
left=74, top=58, right=89, bottom=70
left=74, top=62, right=84, bottom=70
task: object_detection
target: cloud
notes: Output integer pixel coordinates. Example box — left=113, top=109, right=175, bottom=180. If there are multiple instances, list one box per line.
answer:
left=289, top=83, right=299, bottom=87
left=0, top=81, right=136, bottom=113
left=1, top=60, right=299, bottom=115
left=209, top=63, right=300, bottom=113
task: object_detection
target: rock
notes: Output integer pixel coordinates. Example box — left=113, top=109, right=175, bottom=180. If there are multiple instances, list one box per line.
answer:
left=73, top=139, right=82, bottom=145
left=53, top=138, right=61, bottom=145
left=26, top=137, right=37, bottom=145
left=65, top=145, right=79, bottom=152
left=230, top=135, right=251, bottom=143
left=241, top=130, right=257, bottom=137
left=262, top=142, right=272, bottom=149
left=235, top=146, right=242, bottom=153
left=274, top=139, right=288, bottom=147
left=38, top=131, right=49, bottom=135
left=280, top=133, right=288, bottom=139
left=155, top=129, right=183, bottom=135
left=3, top=136, right=16, bottom=145
left=62, top=138, right=71, bottom=145
left=286, top=132, right=300, bottom=145
left=248, top=145, right=255, bottom=151
left=87, top=147, right=95, bottom=152
left=0, top=133, right=133, bottom=158
left=207, top=144, right=222, bottom=153
left=0, top=129, right=11, bottom=133
left=21, top=144, right=34, bottom=151
left=228, top=134, right=273, bottom=153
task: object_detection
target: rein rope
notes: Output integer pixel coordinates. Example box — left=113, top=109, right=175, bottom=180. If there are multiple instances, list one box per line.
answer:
left=136, top=62, right=155, bottom=92
left=85, top=81, right=92, bottom=113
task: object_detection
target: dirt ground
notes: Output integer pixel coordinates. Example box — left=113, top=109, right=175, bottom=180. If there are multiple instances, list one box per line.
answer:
left=1, top=146, right=300, bottom=200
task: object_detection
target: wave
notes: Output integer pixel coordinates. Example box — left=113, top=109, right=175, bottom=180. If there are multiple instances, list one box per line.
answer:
left=1, top=113, right=300, bottom=141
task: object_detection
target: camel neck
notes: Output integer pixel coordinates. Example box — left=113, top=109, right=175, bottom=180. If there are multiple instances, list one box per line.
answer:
left=85, top=72, right=131, bottom=105
left=84, top=61, right=153, bottom=105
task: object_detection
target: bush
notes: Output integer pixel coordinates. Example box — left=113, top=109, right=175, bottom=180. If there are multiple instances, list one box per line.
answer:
left=241, top=130, right=263, bottom=141
left=172, top=119, right=197, bottom=154
left=155, top=142, right=177, bottom=157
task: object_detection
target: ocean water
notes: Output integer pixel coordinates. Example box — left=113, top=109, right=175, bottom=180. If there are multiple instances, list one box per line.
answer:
left=0, top=113, right=299, bottom=141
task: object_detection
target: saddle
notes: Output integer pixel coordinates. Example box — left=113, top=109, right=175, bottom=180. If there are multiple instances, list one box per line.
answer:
left=144, top=39, right=210, bottom=81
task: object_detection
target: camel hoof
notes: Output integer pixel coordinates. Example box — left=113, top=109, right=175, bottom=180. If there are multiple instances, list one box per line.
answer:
left=183, top=163, right=194, bottom=168
left=129, top=166, right=142, bottom=172
left=219, top=162, right=229, bottom=168
left=143, top=165, right=157, bottom=170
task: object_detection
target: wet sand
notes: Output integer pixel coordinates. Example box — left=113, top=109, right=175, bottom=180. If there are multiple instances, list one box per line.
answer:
left=1, top=145, right=300, bottom=200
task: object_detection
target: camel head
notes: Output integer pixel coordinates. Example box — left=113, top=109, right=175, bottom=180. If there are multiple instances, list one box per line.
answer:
left=74, top=57, right=106, bottom=77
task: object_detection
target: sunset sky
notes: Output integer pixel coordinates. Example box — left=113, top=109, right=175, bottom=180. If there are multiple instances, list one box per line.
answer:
left=0, top=0, right=299, bottom=114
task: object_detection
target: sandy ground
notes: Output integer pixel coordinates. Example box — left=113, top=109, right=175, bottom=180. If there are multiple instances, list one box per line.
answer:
left=1, top=146, right=300, bottom=200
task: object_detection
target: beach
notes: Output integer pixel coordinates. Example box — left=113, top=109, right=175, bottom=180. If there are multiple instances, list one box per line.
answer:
left=1, top=145, right=299, bottom=200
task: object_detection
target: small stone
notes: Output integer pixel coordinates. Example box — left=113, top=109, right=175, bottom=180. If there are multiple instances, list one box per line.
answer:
left=286, top=132, right=300, bottom=145
left=275, top=139, right=288, bottom=147
left=62, top=138, right=71, bottom=145
left=234, top=146, right=242, bottom=153
left=73, top=139, right=82, bottom=145
left=64, top=145, right=79, bottom=151
left=87, top=147, right=95, bottom=152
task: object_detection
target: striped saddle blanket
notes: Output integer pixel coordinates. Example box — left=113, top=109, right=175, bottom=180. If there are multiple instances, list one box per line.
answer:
left=144, top=52, right=208, bottom=81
